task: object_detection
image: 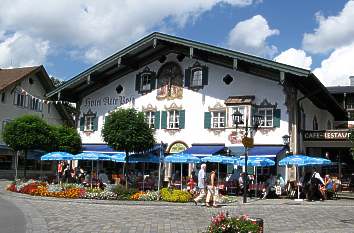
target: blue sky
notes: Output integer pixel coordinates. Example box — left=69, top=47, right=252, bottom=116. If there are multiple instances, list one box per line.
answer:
left=0, top=0, right=353, bottom=86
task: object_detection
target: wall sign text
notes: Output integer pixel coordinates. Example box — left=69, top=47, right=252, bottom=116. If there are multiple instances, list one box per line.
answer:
left=84, top=96, right=135, bottom=108
left=303, top=130, right=350, bottom=141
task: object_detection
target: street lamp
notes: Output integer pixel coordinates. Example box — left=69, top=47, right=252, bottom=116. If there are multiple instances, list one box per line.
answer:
left=232, top=109, right=262, bottom=203
left=282, top=135, right=290, bottom=146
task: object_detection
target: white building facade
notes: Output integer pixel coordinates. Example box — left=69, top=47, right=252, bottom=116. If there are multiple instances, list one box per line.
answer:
left=48, top=33, right=346, bottom=180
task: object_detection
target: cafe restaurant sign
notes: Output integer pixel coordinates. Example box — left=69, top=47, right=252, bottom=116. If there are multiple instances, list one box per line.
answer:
left=303, top=130, right=350, bottom=141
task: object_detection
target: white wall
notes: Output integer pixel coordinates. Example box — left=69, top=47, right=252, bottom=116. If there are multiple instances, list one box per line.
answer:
left=79, top=53, right=289, bottom=147
left=0, top=73, right=63, bottom=144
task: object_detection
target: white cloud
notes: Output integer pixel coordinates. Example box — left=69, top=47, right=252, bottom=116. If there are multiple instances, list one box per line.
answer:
left=313, top=42, right=354, bottom=86
left=0, top=0, right=259, bottom=65
left=274, top=48, right=312, bottom=70
left=227, top=15, right=279, bottom=58
left=303, top=0, right=354, bottom=54
left=0, top=32, right=49, bottom=68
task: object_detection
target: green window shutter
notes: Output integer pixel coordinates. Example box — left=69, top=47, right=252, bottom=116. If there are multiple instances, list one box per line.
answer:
left=184, top=68, right=191, bottom=87
left=179, top=110, right=185, bottom=129
left=150, top=73, right=156, bottom=90
left=93, top=116, right=99, bottom=131
left=204, top=112, right=211, bottom=129
left=161, top=111, right=167, bottom=129
left=202, top=66, right=209, bottom=86
left=135, top=74, right=141, bottom=91
left=154, top=111, right=160, bottom=129
left=273, top=109, right=281, bottom=128
left=79, top=117, right=84, bottom=131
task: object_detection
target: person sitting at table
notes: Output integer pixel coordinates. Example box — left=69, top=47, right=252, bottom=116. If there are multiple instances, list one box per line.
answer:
left=323, top=174, right=334, bottom=199
left=262, top=174, right=276, bottom=199
left=187, top=175, right=196, bottom=192
left=83, top=171, right=91, bottom=186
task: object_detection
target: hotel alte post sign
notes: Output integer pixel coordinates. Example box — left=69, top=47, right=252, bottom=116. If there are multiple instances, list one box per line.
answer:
left=303, top=130, right=351, bottom=141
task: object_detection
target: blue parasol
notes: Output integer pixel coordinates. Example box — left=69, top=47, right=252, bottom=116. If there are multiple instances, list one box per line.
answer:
left=201, top=155, right=239, bottom=185
left=307, top=157, right=332, bottom=165
left=41, top=152, right=73, bottom=160
left=238, top=157, right=275, bottom=167
left=110, top=153, right=126, bottom=163
left=278, top=155, right=312, bottom=166
left=165, top=153, right=201, bottom=190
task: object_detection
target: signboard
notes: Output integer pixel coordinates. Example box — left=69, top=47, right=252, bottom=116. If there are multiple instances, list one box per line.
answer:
left=169, top=142, right=187, bottom=154
left=303, top=130, right=351, bottom=141
left=242, top=136, right=254, bottom=148
left=84, top=96, right=135, bottom=108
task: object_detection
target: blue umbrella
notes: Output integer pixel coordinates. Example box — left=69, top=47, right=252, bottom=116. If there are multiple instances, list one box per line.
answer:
left=201, top=155, right=239, bottom=185
left=110, top=153, right=126, bottom=163
left=238, top=157, right=275, bottom=197
left=238, top=157, right=275, bottom=167
left=165, top=153, right=201, bottom=190
left=41, top=152, right=73, bottom=160
left=278, top=155, right=312, bottom=166
left=307, top=157, right=332, bottom=166
left=41, top=152, right=74, bottom=184
left=278, top=155, right=313, bottom=200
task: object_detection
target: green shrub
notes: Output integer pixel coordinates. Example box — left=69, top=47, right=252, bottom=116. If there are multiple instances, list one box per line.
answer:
left=160, top=188, right=192, bottom=203
left=113, top=185, right=138, bottom=200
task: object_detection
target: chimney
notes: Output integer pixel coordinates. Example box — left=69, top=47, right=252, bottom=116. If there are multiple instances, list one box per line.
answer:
left=350, top=76, right=354, bottom=86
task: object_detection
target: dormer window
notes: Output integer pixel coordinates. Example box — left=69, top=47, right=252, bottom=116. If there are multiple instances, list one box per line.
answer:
left=135, top=67, right=156, bottom=93
left=191, top=68, right=203, bottom=87
left=185, top=62, right=208, bottom=89
left=141, top=73, right=151, bottom=91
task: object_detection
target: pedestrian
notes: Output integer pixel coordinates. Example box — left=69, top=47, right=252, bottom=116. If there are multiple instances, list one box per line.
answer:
left=193, top=164, right=207, bottom=205
left=206, top=167, right=217, bottom=207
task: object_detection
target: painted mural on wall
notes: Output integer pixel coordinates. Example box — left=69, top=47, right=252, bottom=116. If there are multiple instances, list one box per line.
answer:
left=156, top=62, right=183, bottom=100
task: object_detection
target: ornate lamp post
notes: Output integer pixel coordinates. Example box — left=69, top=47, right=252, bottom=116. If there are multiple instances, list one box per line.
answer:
left=232, top=109, right=262, bottom=203
left=282, top=135, right=290, bottom=150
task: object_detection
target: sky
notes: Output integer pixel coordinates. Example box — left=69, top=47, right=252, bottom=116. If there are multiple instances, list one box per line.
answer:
left=0, top=0, right=353, bottom=87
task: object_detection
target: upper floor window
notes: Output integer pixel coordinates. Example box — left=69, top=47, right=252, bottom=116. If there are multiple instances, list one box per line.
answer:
left=212, top=111, right=225, bottom=128
left=145, top=111, right=155, bottom=129
left=135, top=67, right=156, bottom=93
left=1, top=92, right=5, bottom=103
left=185, top=62, right=208, bottom=89
left=313, top=116, right=318, bottom=130
left=191, top=68, right=203, bottom=87
left=258, top=108, right=273, bottom=127
left=84, top=115, right=95, bottom=131
left=231, top=106, right=245, bottom=126
left=13, top=91, right=27, bottom=108
left=29, top=96, right=43, bottom=112
left=140, top=74, right=152, bottom=91
left=168, top=110, right=180, bottom=129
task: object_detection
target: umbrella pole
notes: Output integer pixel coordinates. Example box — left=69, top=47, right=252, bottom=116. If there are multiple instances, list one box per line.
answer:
left=57, top=161, right=59, bottom=184
left=181, top=163, right=183, bottom=191
left=96, top=160, right=99, bottom=178
left=15, top=151, right=19, bottom=180
left=255, top=166, right=257, bottom=198
left=143, top=163, right=145, bottom=191
left=297, top=166, right=300, bottom=200
left=217, top=163, right=220, bottom=186
left=91, top=160, right=93, bottom=189
left=40, top=160, right=43, bottom=181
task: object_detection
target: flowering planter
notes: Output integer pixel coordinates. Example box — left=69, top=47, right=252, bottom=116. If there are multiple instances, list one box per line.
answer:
left=251, top=218, right=264, bottom=233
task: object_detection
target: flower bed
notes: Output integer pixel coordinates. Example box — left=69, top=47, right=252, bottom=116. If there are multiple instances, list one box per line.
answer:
left=206, top=212, right=261, bottom=233
left=160, top=188, right=192, bottom=203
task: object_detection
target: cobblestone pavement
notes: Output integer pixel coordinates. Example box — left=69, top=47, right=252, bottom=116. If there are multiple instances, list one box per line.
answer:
left=1, top=182, right=354, bottom=233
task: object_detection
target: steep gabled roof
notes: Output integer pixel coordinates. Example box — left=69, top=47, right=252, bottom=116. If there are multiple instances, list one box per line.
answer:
left=0, top=65, right=73, bottom=125
left=0, top=66, right=40, bottom=92
left=46, top=32, right=346, bottom=120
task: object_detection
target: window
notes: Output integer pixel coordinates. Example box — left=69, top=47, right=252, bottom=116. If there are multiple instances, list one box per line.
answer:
left=145, top=111, right=155, bottom=129
left=212, top=111, right=225, bottom=128
left=14, top=91, right=27, bottom=107
left=1, top=92, right=5, bottom=103
left=231, top=106, right=245, bottom=126
left=191, top=68, right=202, bottom=87
left=140, top=74, right=151, bottom=91
left=313, top=116, right=318, bottom=130
left=168, top=110, right=179, bottom=129
left=29, top=97, right=42, bottom=112
left=84, top=115, right=95, bottom=131
left=258, top=108, right=273, bottom=127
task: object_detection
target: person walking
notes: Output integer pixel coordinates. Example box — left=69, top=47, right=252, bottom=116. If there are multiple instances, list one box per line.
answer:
left=193, top=164, right=207, bottom=205
left=206, top=167, right=217, bottom=207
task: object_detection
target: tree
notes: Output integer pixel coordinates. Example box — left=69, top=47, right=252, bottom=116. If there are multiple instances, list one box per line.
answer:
left=102, top=108, right=155, bottom=188
left=2, top=115, right=52, bottom=178
left=51, top=125, right=82, bottom=154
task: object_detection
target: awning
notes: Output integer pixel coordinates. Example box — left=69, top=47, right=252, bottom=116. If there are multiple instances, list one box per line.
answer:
left=228, top=145, right=286, bottom=159
left=27, top=150, right=46, bottom=160
left=183, top=144, right=225, bottom=157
